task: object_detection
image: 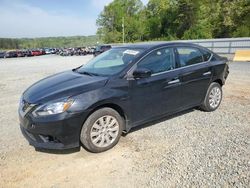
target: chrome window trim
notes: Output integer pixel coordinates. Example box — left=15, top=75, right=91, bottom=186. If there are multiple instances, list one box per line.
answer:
left=151, top=59, right=211, bottom=76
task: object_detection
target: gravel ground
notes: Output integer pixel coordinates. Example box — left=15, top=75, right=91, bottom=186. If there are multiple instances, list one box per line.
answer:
left=0, top=55, right=249, bottom=188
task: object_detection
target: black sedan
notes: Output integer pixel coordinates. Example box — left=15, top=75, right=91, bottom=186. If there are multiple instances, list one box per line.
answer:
left=0, top=51, right=6, bottom=58
left=19, top=42, right=229, bottom=153
left=5, top=51, right=18, bottom=58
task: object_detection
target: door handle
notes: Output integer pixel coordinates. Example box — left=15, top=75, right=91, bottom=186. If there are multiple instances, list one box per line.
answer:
left=168, top=79, right=180, bottom=84
left=203, top=71, right=211, bottom=76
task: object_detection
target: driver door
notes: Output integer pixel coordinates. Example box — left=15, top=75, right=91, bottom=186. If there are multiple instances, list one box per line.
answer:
left=128, top=47, right=182, bottom=126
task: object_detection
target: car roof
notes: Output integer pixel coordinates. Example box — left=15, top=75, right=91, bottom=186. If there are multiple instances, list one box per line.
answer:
left=98, top=44, right=111, bottom=47
left=114, top=42, right=202, bottom=50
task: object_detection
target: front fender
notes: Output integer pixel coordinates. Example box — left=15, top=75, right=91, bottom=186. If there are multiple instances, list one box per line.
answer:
left=69, top=88, right=129, bottom=115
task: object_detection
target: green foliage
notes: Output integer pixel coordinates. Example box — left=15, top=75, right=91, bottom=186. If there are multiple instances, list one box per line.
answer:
left=0, top=36, right=99, bottom=50
left=1, top=0, right=249, bottom=49
left=0, top=38, right=19, bottom=49
left=97, top=0, right=250, bottom=43
left=97, top=0, right=144, bottom=43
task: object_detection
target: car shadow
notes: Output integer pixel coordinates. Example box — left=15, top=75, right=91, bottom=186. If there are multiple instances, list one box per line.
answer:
left=123, top=108, right=195, bottom=136
left=35, top=147, right=80, bottom=154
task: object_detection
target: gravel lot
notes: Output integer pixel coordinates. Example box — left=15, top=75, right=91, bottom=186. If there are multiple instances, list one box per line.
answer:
left=0, top=55, right=249, bottom=188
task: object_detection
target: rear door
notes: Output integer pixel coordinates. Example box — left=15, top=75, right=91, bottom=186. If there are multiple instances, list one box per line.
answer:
left=176, top=47, right=212, bottom=108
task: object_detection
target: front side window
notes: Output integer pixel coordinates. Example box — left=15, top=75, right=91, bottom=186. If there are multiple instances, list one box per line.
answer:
left=77, top=48, right=143, bottom=76
left=177, top=47, right=204, bottom=67
left=137, top=48, right=175, bottom=74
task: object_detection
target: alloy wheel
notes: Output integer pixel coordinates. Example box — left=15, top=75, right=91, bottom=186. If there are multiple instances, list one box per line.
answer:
left=90, top=115, right=119, bottom=148
left=209, top=87, right=222, bottom=109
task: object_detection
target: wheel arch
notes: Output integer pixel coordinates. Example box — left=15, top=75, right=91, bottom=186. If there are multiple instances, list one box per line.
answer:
left=84, top=102, right=128, bottom=131
left=213, top=79, right=223, bottom=86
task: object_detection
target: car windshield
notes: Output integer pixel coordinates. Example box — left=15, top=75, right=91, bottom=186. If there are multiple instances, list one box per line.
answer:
left=76, top=48, right=143, bottom=76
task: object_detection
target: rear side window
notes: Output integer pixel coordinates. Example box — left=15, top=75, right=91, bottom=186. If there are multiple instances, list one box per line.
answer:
left=177, top=47, right=204, bottom=67
left=137, top=48, right=175, bottom=74
left=200, top=49, right=212, bottom=61
left=211, top=56, right=218, bottom=61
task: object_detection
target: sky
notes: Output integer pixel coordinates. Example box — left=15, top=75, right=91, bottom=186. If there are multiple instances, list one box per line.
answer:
left=0, top=0, right=149, bottom=38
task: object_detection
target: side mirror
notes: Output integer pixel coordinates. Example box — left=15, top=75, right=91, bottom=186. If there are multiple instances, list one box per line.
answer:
left=133, top=68, right=152, bottom=79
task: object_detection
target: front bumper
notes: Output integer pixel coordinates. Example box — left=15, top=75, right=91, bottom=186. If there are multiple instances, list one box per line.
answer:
left=19, top=110, right=88, bottom=150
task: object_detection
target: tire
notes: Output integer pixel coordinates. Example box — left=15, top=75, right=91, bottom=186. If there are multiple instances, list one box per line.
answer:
left=200, top=82, right=223, bottom=112
left=80, top=107, right=124, bottom=153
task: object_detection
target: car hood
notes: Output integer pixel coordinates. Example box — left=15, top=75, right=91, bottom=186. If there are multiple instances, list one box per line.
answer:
left=23, top=70, right=108, bottom=104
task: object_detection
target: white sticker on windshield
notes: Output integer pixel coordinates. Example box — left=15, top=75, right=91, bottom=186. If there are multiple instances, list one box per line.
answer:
left=123, top=49, right=139, bottom=56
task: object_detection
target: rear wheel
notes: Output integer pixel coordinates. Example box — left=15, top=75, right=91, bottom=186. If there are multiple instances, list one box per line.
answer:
left=80, top=108, right=124, bottom=153
left=200, top=82, right=222, bottom=112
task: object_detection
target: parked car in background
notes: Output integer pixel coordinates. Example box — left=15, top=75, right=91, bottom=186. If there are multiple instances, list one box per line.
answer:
left=17, top=50, right=26, bottom=57
left=93, top=44, right=112, bottom=56
left=73, top=47, right=87, bottom=56
left=45, top=48, right=57, bottom=54
left=0, top=48, right=55, bottom=58
left=89, top=47, right=95, bottom=54
left=0, top=51, right=6, bottom=58
left=19, top=42, right=229, bottom=153
left=45, top=48, right=50, bottom=54
left=41, top=49, right=46, bottom=55
left=23, top=50, right=33, bottom=57
left=5, top=51, right=18, bottom=58
left=59, top=48, right=74, bottom=56
left=31, top=49, right=43, bottom=56
left=56, top=47, right=96, bottom=57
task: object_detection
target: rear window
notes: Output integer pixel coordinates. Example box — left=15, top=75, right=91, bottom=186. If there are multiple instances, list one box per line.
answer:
left=177, top=47, right=204, bottom=67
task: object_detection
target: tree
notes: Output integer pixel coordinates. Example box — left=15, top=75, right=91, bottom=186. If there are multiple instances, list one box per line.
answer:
left=96, top=0, right=144, bottom=43
left=96, top=0, right=249, bottom=42
left=145, top=0, right=202, bottom=40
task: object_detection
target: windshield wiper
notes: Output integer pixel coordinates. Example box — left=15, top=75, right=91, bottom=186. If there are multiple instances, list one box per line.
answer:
left=72, top=66, right=82, bottom=72
left=77, top=70, right=100, bottom=76
left=73, top=68, right=101, bottom=76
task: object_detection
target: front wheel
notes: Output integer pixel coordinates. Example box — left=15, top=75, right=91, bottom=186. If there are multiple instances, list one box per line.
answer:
left=200, top=82, right=223, bottom=112
left=80, top=108, right=124, bottom=153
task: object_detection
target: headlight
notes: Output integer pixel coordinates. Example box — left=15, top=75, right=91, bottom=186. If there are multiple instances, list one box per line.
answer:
left=32, top=99, right=74, bottom=117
